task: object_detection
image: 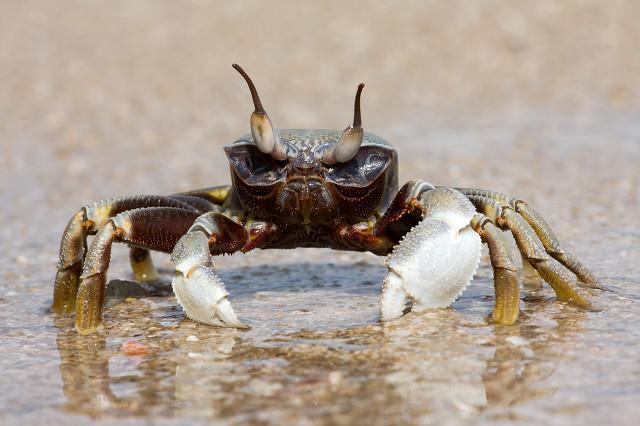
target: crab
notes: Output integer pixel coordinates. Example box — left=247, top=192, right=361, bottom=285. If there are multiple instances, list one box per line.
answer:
left=52, top=64, right=602, bottom=334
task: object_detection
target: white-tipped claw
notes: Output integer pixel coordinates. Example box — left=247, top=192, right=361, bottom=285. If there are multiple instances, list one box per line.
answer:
left=380, top=271, right=409, bottom=321
left=381, top=188, right=482, bottom=321
left=172, top=267, right=248, bottom=329
left=170, top=230, right=248, bottom=329
left=212, top=298, right=247, bottom=328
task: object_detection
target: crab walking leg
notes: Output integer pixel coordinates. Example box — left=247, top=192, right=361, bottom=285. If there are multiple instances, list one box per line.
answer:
left=455, top=188, right=545, bottom=287
left=129, top=247, right=161, bottom=282
left=381, top=188, right=482, bottom=321
left=75, top=208, right=199, bottom=333
left=467, top=195, right=593, bottom=310
left=457, top=188, right=602, bottom=289
left=514, top=201, right=602, bottom=288
left=168, top=194, right=219, bottom=214
left=522, top=258, right=543, bottom=289
left=471, top=214, right=520, bottom=325
left=502, top=208, right=593, bottom=308
left=53, top=195, right=200, bottom=314
left=127, top=194, right=225, bottom=282
left=126, top=194, right=223, bottom=283
left=127, top=195, right=221, bottom=282
left=174, top=185, right=232, bottom=205
left=53, top=210, right=87, bottom=314
left=170, top=213, right=254, bottom=328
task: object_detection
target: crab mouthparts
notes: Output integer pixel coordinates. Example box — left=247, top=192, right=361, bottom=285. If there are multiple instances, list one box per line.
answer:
left=276, top=178, right=334, bottom=226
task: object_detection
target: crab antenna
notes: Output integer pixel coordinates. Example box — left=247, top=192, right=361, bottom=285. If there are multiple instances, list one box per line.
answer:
left=232, top=64, right=287, bottom=160
left=353, top=83, right=364, bottom=128
left=232, top=63, right=266, bottom=115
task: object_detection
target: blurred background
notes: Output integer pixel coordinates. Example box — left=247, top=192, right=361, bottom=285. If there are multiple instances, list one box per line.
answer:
left=1, top=1, right=639, bottom=425
left=1, top=0, right=638, bottom=216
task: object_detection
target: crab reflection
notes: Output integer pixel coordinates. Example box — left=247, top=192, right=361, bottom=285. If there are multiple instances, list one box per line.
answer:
left=55, top=317, right=241, bottom=418
left=54, top=268, right=588, bottom=422
left=379, top=296, right=587, bottom=420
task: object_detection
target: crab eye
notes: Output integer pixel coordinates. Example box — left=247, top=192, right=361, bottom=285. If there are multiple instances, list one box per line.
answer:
left=326, top=146, right=393, bottom=188
left=224, top=144, right=287, bottom=185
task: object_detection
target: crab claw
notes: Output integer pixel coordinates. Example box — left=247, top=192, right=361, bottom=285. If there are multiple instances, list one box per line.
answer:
left=381, top=188, right=482, bottom=321
left=170, top=230, right=247, bottom=328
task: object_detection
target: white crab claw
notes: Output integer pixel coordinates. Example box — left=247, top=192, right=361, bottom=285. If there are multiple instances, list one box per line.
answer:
left=172, top=267, right=247, bottom=328
left=381, top=188, right=482, bottom=321
left=170, top=230, right=248, bottom=329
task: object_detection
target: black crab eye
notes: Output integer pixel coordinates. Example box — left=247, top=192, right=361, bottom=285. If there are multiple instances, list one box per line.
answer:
left=224, top=144, right=287, bottom=185
left=326, top=146, right=393, bottom=188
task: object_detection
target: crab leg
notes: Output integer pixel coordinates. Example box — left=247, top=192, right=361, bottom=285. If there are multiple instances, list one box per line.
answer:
left=515, top=201, right=602, bottom=288
left=521, top=258, right=543, bottom=289
left=53, top=209, right=87, bottom=314
left=170, top=213, right=278, bottom=328
left=176, top=185, right=232, bottom=205
left=129, top=247, right=161, bottom=283
left=466, top=194, right=594, bottom=310
left=471, top=214, right=520, bottom=324
left=127, top=196, right=221, bottom=283
left=75, top=207, right=199, bottom=333
left=457, top=188, right=602, bottom=289
left=53, top=195, right=204, bottom=314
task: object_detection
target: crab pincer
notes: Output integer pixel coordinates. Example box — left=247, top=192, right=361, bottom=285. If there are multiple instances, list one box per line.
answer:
left=170, top=230, right=248, bottom=329
left=381, top=188, right=482, bottom=321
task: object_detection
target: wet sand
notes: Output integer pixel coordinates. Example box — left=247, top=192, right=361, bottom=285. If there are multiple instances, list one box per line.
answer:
left=1, top=2, right=639, bottom=425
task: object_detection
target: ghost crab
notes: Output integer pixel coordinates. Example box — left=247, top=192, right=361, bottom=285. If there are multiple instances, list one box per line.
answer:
left=53, top=64, right=602, bottom=334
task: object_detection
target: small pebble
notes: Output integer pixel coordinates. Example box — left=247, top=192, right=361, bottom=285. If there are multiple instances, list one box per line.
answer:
left=186, top=335, right=199, bottom=342
left=122, top=341, right=149, bottom=356
left=505, top=336, right=528, bottom=346
left=328, top=371, right=343, bottom=386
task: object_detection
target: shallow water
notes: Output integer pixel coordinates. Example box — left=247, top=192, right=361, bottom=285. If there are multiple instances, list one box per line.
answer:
left=2, top=2, right=640, bottom=425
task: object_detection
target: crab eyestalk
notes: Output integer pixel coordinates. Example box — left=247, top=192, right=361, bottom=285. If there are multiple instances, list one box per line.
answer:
left=323, top=83, right=365, bottom=164
left=232, top=63, right=287, bottom=160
